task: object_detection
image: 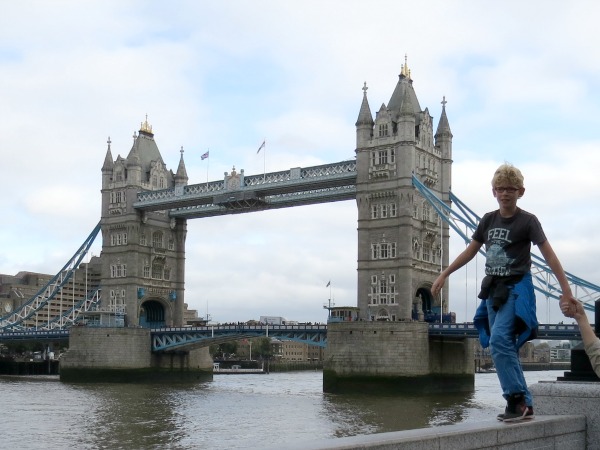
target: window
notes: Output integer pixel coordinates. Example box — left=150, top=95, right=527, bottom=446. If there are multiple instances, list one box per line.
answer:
left=143, top=266, right=150, bottom=278
left=371, top=244, right=379, bottom=259
left=152, top=231, right=163, bottom=248
left=381, top=204, right=388, bottom=218
left=110, top=191, right=124, bottom=204
left=371, top=205, right=378, bottom=219
left=380, top=244, right=389, bottom=259
left=168, top=237, right=175, bottom=251
left=152, top=261, right=164, bottom=279
left=378, top=150, right=388, bottom=165
left=371, top=243, right=397, bottom=260
left=140, top=234, right=147, bottom=246
left=422, top=243, right=431, bottom=262
left=389, top=203, right=397, bottom=217
left=422, top=204, right=430, bottom=222
left=378, top=123, right=388, bottom=137
left=110, top=264, right=127, bottom=278
left=380, top=278, right=388, bottom=294
left=164, top=267, right=171, bottom=281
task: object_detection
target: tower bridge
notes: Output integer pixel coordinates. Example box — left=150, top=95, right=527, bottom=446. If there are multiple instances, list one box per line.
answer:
left=2, top=60, right=599, bottom=386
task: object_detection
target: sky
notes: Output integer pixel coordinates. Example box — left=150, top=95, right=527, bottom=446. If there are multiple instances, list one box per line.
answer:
left=1, top=1, right=600, bottom=325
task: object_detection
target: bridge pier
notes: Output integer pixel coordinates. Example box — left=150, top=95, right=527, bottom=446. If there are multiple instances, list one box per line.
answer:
left=323, top=321, right=474, bottom=393
left=60, top=327, right=213, bottom=382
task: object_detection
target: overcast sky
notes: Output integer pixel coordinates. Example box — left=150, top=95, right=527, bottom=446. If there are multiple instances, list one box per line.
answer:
left=1, top=1, right=599, bottom=325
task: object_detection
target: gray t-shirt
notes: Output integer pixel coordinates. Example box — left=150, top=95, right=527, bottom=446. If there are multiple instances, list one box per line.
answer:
left=472, top=208, right=547, bottom=277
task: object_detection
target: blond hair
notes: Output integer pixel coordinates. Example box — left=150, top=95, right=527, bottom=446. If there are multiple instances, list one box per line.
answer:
left=491, top=163, right=524, bottom=189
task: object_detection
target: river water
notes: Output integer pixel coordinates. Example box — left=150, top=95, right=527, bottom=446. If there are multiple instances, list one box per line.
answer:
left=0, top=370, right=564, bottom=450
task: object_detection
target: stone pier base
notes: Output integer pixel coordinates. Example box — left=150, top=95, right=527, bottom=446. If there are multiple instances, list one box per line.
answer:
left=59, top=327, right=213, bottom=383
left=323, top=321, right=474, bottom=393
left=531, top=380, right=600, bottom=449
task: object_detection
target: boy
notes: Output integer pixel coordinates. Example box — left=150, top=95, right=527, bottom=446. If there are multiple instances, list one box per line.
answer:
left=431, top=163, right=575, bottom=422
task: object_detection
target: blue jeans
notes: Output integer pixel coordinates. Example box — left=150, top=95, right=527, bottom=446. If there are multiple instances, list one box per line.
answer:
left=486, top=291, right=532, bottom=406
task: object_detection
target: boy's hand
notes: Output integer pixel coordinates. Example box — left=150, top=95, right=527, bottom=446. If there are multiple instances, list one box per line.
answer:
left=431, top=275, right=445, bottom=297
left=560, top=296, right=584, bottom=319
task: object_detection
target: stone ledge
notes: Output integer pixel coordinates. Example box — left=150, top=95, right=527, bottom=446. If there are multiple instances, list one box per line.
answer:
left=267, top=415, right=585, bottom=450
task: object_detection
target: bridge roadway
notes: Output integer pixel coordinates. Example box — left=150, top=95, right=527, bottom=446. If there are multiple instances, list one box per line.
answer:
left=0, top=323, right=583, bottom=351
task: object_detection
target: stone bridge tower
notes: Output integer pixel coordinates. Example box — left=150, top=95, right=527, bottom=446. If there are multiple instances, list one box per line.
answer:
left=100, top=118, right=188, bottom=327
left=355, top=60, right=453, bottom=322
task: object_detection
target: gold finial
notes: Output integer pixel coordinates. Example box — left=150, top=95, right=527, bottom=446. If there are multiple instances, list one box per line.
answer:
left=400, top=54, right=411, bottom=80
left=362, top=81, right=368, bottom=96
left=140, top=114, right=153, bottom=134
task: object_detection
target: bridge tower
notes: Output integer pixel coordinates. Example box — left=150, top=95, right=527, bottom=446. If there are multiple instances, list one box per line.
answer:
left=324, top=62, right=469, bottom=393
left=355, top=59, right=453, bottom=322
left=99, top=118, right=188, bottom=327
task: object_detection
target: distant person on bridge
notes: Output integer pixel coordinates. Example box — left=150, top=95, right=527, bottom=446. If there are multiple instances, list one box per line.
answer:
left=561, top=297, right=600, bottom=377
left=431, top=163, right=576, bottom=422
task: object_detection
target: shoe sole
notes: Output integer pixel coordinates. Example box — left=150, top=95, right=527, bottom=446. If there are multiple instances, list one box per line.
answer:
left=503, top=414, right=534, bottom=423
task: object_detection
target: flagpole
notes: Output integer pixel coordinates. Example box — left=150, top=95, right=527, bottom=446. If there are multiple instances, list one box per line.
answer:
left=206, top=148, right=209, bottom=191
left=263, top=138, right=266, bottom=181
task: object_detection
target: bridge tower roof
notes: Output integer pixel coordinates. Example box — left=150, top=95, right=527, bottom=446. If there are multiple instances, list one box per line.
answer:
left=386, top=55, right=422, bottom=122
left=126, top=115, right=165, bottom=173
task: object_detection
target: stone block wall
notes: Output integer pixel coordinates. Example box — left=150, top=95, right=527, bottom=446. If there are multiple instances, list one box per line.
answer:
left=325, top=321, right=430, bottom=376
left=61, top=326, right=151, bottom=370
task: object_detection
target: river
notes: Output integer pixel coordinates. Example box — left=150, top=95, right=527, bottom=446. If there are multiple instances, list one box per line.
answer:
left=0, top=370, right=565, bottom=449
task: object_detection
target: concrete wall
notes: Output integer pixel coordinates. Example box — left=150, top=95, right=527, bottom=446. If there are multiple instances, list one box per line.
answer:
left=274, top=415, right=586, bottom=450
left=531, top=380, right=600, bottom=449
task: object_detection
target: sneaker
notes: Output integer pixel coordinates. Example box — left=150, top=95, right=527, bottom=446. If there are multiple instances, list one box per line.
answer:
left=497, top=406, right=534, bottom=421
left=502, top=393, right=535, bottom=422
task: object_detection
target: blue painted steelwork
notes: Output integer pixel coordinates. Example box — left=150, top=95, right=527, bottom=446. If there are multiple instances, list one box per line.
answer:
left=0, top=223, right=102, bottom=331
left=429, top=323, right=581, bottom=340
left=150, top=324, right=328, bottom=352
left=412, top=175, right=600, bottom=312
left=0, top=323, right=586, bottom=345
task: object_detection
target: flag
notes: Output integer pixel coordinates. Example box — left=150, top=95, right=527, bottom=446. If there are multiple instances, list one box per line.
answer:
left=326, top=281, right=331, bottom=287
left=201, top=151, right=209, bottom=160
left=256, top=140, right=265, bottom=154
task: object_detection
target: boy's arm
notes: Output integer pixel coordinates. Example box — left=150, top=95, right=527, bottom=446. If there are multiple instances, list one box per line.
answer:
left=538, top=240, right=575, bottom=308
left=431, top=240, right=482, bottom=296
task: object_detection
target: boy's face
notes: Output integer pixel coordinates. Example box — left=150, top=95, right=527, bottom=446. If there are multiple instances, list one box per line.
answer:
left=492, top=184, right=525, bottom=210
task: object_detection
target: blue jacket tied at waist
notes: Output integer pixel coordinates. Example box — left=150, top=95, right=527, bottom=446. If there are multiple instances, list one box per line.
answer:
left=473, top=272, right=538, bottom=349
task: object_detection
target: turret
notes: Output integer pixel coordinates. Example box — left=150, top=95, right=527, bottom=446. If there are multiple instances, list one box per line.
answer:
left=174, top=146, right=189, bottom=187
left=434, top=96, right=453, bottom=199
left=355, top=82, right=374, bottom=148
left=101, top=137, right=114, bottom=189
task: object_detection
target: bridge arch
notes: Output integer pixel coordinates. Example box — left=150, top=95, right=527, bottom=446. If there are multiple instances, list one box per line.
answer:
left=139, top=299, right=168, bottom=328
left=415, top=286, right=435, bottom=314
